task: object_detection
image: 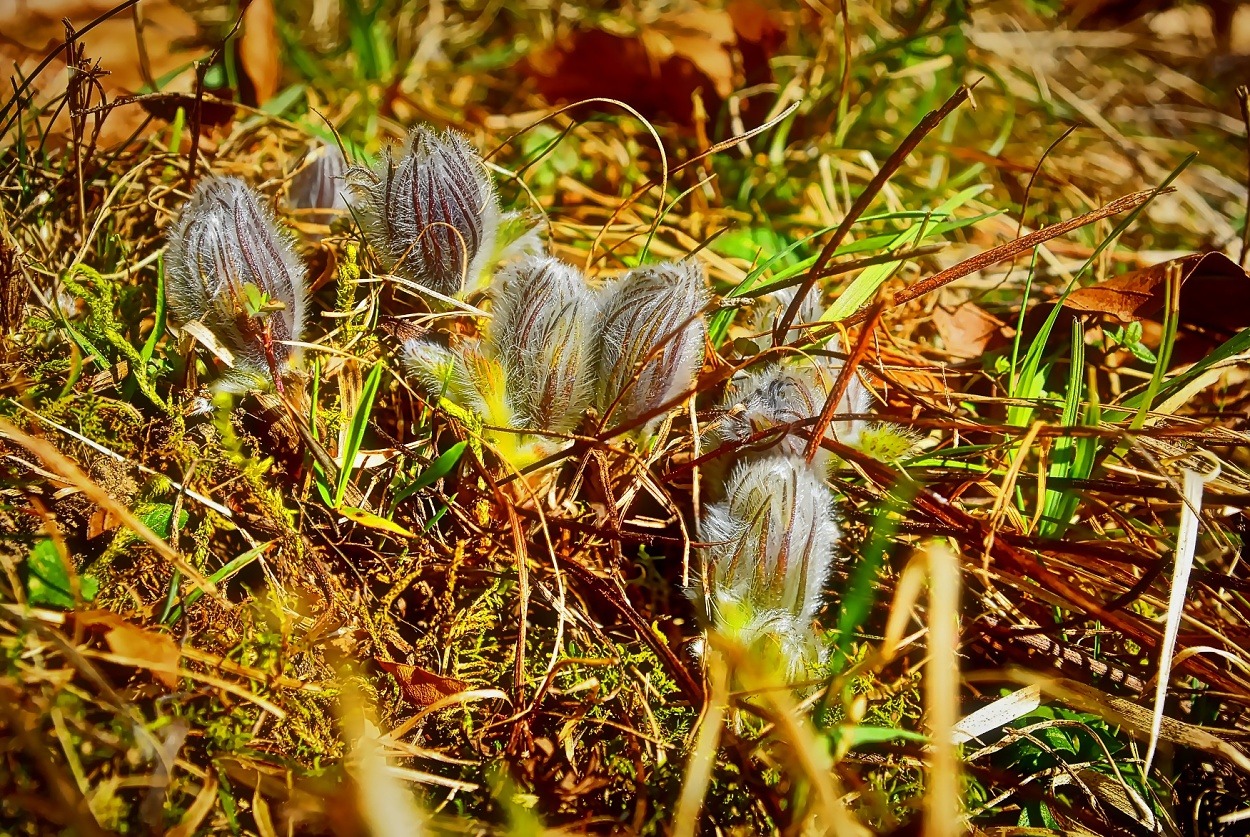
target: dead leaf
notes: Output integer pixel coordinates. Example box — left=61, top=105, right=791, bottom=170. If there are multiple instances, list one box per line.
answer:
left=933, top=302, right=1008, bottom=359
left=1063, top=252, right=1250, bottom=332
left=376, top=659, right=469, bottom=708
left=77, top=610, right=181, bottom=688
left=240, top=0, right=280, bottom=105
left=525, top=6, right=783, bottom=128
left=639, top=10, right=737, bottom=99
left=86, top=507, right=121, bottom=539
left=728, top=0, right=786, bottom=87
left=0, top=0, right=202, bottom=148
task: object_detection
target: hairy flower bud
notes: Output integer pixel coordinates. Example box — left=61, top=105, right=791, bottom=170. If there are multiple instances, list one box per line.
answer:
left=288, top=143, right=348, bottom=221
left=399, top=338, right=488, bottom=418
left=696, top=454, right=838, bottom=680
left=489, top=254, right=598, bottom=433
left=165, top=176, right=308, bottom=393
left=346, top=125, right=499, bottom=298
left=596, top=259, right=707, bottom=429
left=708, top=348, right=869, bottom=470
left=750, top=286, right=824, bottom=342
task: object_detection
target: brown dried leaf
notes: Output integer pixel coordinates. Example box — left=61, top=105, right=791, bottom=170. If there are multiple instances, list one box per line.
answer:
left=729, top=0, right=786, bottom=86
left=525, top=6, right=782, bottom=127
left=639, top=10, right=737, bottom=99
left=240, top=0, right=280, bottom=104
left=377, top=659, right=469, bottom=708
left=932, top=302, right=1008, bottom=359
left=1063, top=252, right=1250, bottom=331
left=78, top=610, right=181, bottom=688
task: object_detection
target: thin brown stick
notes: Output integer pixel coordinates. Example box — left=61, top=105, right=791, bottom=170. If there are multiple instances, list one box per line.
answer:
left=804, top=300, right=882, bottom=462
left=774, top=84, right=973, bottom=342
left=1238, top=85, right=1250, bottom=268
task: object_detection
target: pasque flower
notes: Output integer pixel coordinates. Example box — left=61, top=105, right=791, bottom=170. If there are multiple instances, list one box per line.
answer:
left=695, top=454, right=838, bottom=680
left=400, top=255, right=600, bottom=468
left=165, top=176, right=308, bottom=394
left=288, top=143, right=349, bottom=221
left=708, top=348, right=869, bottom=472
left=346, top=125, right=500, bottom=298
left=488, top=254, right=598, bottom=434
left=596, top=259, right=707, bottom=429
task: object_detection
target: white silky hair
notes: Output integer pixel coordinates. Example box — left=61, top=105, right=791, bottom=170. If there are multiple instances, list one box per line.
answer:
left=749, top=285, right=825, bottom=341
left=399, top=338, right=489, bottom=418
left=595, top=258, right=707, bottom=428
left=345, top=125, right=499, bottom=299
left=164, top=175, right=308, bottom=393
left=488, top=254, right=599, bottom=433
left=708, top=348, right=871, bottom=471
left=696, top=454, right=838, bottom=678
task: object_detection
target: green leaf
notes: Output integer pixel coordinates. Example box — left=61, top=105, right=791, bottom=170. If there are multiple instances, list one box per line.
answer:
left=334, top=361, right=385, bottom=509
left=392, top=441, right=468, bottom=508
left=138, top=503, right=188, bottom=541
left=140, top=260, right=167, bottom=365
left=26, top=539, right=98, bottom=609
left=822, top=186, right=994, bottom=323
left=340, top=506, right=416, bottom=538
left=165, top=541, right=272, bottom=624
left=836, top=723, right=928, bottom=749
left=1128, top=342, right=1158, bottom=364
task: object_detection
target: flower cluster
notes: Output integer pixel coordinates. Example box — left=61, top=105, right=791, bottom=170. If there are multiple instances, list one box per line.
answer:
left=399, top=254, right=707, bottom=469
left=163, top=123, right=885, bottom=688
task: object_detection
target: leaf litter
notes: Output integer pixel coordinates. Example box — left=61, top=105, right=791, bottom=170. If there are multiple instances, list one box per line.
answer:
left=1, top=0, right=1250, bottom=834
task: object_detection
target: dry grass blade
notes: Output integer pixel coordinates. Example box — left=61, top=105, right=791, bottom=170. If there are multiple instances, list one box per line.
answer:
left=1143, top=465, right=1209, bottom=778
left=925, top=540, right=963, bottom=836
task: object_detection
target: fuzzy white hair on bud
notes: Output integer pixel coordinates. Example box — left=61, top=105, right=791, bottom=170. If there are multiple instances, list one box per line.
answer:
left=165, top=175, right=308, bottom=394
left=346, top=125, right=499, bottom=299
left=288, top=143, right=349, bottom=217
left=708, top=347, right=870, bottom=470
left=489, top=254, right=599, bottom=433
left=750, top=286, right=825, bottom=342
left=695, top=454, right=838, bottom=680
left=596, top=259, right=707, bottom=429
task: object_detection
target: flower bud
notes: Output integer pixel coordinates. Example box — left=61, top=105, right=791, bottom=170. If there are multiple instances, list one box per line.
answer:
left=346, top=125, right=499, bottom=298
left=288, top=143, right=348, bottom=221
left=596, top=259, right=707, bottom=429
left=488, top=254, right=598, bottom=433
left=165, top=176, right=308, bottom=393
left=399, top=338, right=485, bottom=416
left=750, top=286, right=824, bottom=342
left=709, top=347, right=869, bottom=469
left=696, top=454, right=838, bottom=680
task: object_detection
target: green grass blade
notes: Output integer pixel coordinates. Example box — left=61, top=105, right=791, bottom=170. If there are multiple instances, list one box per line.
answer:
left=164, top=541, right=273, bottom=624
left=140, top=256, right=167, bottom=365
left=1038, top=318, right=1085, bottom=537
left=392, top=441, right=468, bottom=509
left=334, top=361, right=384, bottom=509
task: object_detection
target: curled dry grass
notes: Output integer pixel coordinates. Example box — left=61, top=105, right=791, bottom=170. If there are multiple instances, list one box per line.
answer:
left=1, top=0, right=1249, bottom=834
